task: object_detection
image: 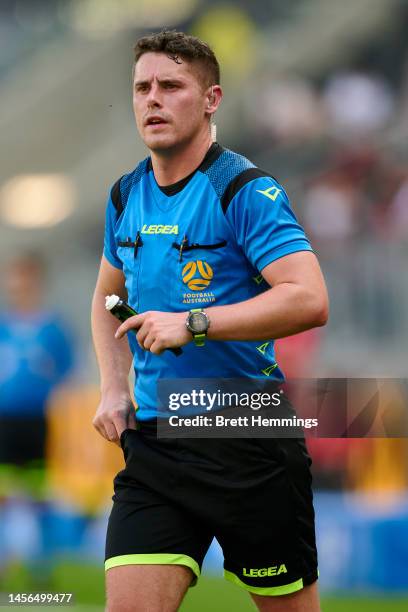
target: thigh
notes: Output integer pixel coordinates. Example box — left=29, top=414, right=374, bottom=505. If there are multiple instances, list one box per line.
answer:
left=106, top=564, right=192, bottom=612
left=251, top=580, right=320, bottom=612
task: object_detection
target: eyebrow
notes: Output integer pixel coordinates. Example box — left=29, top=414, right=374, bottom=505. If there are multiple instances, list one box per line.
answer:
left=134, top=77, right=186, bottom=87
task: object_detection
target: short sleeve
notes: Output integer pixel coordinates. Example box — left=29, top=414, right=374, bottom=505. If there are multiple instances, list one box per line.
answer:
left=225, top=176, right=312, bottom=272
left=103, top=193, right=122, bottom=269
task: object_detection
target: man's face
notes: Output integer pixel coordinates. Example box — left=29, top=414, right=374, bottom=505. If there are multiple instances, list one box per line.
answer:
left=133, top=52, right=209, bottom=152
left=4, top=261, right=44, bottom=309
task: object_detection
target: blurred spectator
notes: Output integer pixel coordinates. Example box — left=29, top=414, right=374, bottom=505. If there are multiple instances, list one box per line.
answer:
left=385, top=176, right=408, bottom=241
left=0, top=252, right=75, bottom=586
left=323, top=69, right=395, bottom=138
left=275, top=328, right=323, bottom=379
left=249, top=75, right=325, bottom=145
left=301, top=143, right=407, bottom=340
left=192, top=5, right=257, bottom=80
left=303, top=172, right=361, bottom=246
left=0, top=252, right=74, bottom=492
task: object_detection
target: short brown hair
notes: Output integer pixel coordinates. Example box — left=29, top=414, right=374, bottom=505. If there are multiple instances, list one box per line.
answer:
left=133, top=30, right=220, bottom=88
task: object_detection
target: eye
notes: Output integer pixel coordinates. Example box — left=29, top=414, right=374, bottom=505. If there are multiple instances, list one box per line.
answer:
left=135, top=84, right=149, bottom=93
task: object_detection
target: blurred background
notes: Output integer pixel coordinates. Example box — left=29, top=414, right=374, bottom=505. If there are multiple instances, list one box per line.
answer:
left=1, top=0, right=408, bottom=609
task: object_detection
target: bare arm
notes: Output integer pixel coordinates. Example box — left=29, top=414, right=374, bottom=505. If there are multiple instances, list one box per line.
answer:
left=115, top=251, right=329, bottom=352
left=91, top=255, right=135, bottom=444
left=207, top=251, right=329, bottom=340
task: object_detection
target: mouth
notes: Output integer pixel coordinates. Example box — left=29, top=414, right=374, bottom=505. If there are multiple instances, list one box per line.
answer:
left=145, top=116, right=168, bottom=128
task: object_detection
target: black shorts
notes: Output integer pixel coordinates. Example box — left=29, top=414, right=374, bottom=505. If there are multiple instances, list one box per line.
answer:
left=105, top=420, right=318, bottom=596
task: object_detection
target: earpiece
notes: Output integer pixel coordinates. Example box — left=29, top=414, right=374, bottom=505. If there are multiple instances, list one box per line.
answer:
left=208, top=85, right=215, bottom=107
left=208, top=85, right=217, bottom=141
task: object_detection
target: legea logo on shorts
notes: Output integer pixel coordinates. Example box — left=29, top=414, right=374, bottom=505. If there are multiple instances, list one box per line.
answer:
left=182, top=260, right=213, bottom=291
left=243, top=565, right=287, bottom=578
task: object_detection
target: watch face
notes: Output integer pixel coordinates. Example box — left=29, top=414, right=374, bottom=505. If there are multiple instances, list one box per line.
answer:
left=189, top=312, right=208, bottom=333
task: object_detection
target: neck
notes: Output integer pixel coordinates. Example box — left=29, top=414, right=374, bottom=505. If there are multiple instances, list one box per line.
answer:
left=150, top=131, right=213, bottom=186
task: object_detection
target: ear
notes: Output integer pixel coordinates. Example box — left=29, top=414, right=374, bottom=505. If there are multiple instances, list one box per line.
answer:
left=206, top=85, right=223, bottom=115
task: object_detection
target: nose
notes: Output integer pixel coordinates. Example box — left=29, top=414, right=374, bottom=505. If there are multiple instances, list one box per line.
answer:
left=146, top=82, right=162, bottom=109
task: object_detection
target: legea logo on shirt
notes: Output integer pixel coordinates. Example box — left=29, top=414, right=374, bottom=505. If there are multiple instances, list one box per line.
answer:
left=141, top=224, right=179, bottom=235
left=181, top=260, right=216, bottom=305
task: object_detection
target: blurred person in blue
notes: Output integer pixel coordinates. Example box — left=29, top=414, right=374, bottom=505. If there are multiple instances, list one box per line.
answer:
left=0, top=252, right=74, bottom=493
left=92, top=30, right=328, bottom=612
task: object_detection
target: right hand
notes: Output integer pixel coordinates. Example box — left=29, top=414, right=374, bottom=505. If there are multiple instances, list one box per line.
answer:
left=93, top=391, right=137, bottom=446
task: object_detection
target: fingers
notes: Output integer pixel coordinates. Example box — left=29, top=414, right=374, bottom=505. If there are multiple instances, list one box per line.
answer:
left=149, top=339, right=165, bottom=355
left=142, top=331, right=155, bottom=351
left=135, top=318, right=161, bottom=352
left=136, top=325, right=149, bottom=350
left=105, top=419, right=123, bottom=446
left=111, top=414, right=127, bottom=442
left=115, top=313, right=145, bottom=339
left=142, top=331, right=165, bottom=355
left=92, top=418, right=109, bottom=441
left=118, top=311, right=186, bottom=353
left=93, top=406, right=131, bottom=446
left=93, top=417, right=122, bottom=445
left=127, top=409, right=137, bottom=430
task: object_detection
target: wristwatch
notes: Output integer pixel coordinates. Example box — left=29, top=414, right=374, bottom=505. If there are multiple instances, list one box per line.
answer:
left=186, top=308, right=210, bottom=347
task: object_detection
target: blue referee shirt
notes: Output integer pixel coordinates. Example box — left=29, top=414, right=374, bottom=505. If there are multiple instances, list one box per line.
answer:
left=103, top=143, right=312, bottom=420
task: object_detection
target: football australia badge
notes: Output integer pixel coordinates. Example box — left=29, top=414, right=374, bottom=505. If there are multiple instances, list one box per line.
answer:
left=182, top=260, right=216, bottom=305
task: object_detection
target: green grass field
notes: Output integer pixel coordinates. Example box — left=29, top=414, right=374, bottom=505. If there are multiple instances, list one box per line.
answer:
left=1, top=562, right=407, bottom=611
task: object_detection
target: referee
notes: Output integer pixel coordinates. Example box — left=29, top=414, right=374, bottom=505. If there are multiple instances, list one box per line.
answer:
left=91, top=30, right=328, bottom=612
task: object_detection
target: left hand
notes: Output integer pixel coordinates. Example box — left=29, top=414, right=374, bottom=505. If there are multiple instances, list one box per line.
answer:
left=115, top=310, right=191, bottom=355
